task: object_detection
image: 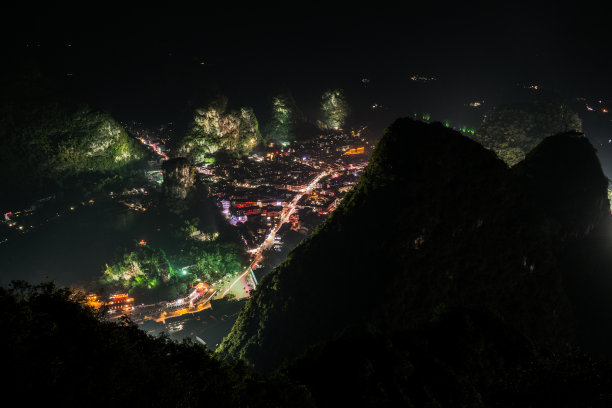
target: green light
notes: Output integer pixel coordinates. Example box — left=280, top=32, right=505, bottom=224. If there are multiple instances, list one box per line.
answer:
left=321, top=89, right=350, bottom=128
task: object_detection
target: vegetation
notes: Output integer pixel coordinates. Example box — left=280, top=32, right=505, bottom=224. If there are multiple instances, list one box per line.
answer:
left=179, top=96, right=262, bottom=163
left=101, top=244, right=175, bottom=291
left=282, top=312, right=612, bottom=407
left=99, top=209, right=247, bottom=302
left=319, top=89, right=350, bottom=129
left=264, top=92, right=308, bottom=143
left=0, top=102, right=147, bottom=208
left=0, top=281, right=315, bottom=407
left=188, top=243, right=244, bottom=284
left=472, top=99, right=582, bottom=166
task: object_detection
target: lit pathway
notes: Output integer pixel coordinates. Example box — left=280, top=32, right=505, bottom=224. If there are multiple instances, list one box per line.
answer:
left=150, top=170, right=328, bottom=322
left=217, top=170, right=328, bottom=299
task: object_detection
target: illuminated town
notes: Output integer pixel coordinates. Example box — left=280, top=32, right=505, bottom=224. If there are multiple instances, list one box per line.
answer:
left=79, top=124, right=372, bottom=339
left=3, top=8, right=612, bottom=406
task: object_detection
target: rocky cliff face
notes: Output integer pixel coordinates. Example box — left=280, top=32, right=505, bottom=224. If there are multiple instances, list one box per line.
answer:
left=217, top=118, right=610, bottom=372
left=161, top=157, right=197, bottom=214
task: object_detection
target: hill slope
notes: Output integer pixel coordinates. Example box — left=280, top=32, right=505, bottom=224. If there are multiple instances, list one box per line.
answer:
left=217, top=118, right=610, bottom=372
left=0, top=281, right=314, bottom=407
left=0, top=103, right=147, bottom=208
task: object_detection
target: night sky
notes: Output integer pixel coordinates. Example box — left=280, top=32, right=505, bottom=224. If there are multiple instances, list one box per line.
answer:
left=2, top=6, right=611, bottom=149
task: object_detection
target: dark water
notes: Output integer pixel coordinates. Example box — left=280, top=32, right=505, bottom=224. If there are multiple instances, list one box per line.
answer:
left=0, top=199, right=152, bottom=288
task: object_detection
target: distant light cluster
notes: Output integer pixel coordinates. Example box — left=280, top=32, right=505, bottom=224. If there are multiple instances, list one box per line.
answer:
left=410, top=75, right=437, bottom=82
left=576, top=97, right=608, bottom=114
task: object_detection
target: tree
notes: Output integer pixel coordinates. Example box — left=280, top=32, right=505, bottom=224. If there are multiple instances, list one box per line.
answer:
left=320, top=89, right=350, bottom=129
left=100, top=245, right=175, bottom=291
left=180, top=97, right=261, bottom=163
left=264, top=92, right=307, bottom=142
left=0, top=102, right=146, bottom=207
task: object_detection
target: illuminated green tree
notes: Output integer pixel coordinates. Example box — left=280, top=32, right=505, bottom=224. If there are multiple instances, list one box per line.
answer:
left=265, top=92, right=306, bottom=142
left=100, top=245, right=175, bottom=291
left=320, top=89, right=350, bottom=129
left=180, top=96, right=262, bottom=162
left=473, top=100, right=582, bottom=166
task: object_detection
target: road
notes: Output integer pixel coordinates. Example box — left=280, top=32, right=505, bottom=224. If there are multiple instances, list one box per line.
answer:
left=148, top=169, right=328, bottom=322
left=218, top=170, right=328, bottom=298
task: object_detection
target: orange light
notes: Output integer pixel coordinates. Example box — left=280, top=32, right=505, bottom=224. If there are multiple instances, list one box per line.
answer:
left=343, top=147, right=365, bottom=155
left=603, top=109, right=609, bottom=113
left=138, top=240, right=147, bottom=246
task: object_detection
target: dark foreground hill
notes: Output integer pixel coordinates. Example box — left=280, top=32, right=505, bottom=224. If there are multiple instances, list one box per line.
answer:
left=216, top=118, right=612, bottom=405
left=0, top=281, right=315, bottom=407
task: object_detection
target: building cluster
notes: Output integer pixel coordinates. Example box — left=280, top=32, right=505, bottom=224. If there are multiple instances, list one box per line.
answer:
left=203, top=131, right=371, bottom=252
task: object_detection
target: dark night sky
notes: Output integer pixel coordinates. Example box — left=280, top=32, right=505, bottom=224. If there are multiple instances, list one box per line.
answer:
left=2, top=5, right=611, bottom=140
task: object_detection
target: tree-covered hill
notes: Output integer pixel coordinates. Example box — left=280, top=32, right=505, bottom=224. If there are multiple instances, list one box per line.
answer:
left=0, top=281, right=315, bottom=407
left=0, top=101, right=147, bottom=209
left=263, top=91, right=319, bottom=143
left=4, top=280, right=612, bottom=407
left=178, top=96, right=262, bottom=163
left=217, top=118, right=612, bottom=378
left=472, top=99, right=582, bottom=166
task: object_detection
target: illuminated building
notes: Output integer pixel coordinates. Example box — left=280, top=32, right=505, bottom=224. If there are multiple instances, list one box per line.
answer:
left=106, top=293, right=135, bottom=311
left=221, top=200, right=230, bottom=216
left=343, top=147, right=365, bottom=155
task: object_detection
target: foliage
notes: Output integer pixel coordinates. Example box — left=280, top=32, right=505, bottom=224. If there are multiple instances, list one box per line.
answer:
left=188, top=242, right=245, bottom=284
left=264, top=92, right=307, bottom=142
left=0, top=281, right=315, bottom=407
left=98, top=201, right=248, bottom=302
left=320, top=89, right=350, bottom=129
left=101, top=245, right=175, bottom=291
left=0, top=103, right=146, bottom=205
left=473, top=99, right=582, bottom=166
left=282, top=311, right=612, bottom=407
left=179, top=96, right=262, bottom=163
